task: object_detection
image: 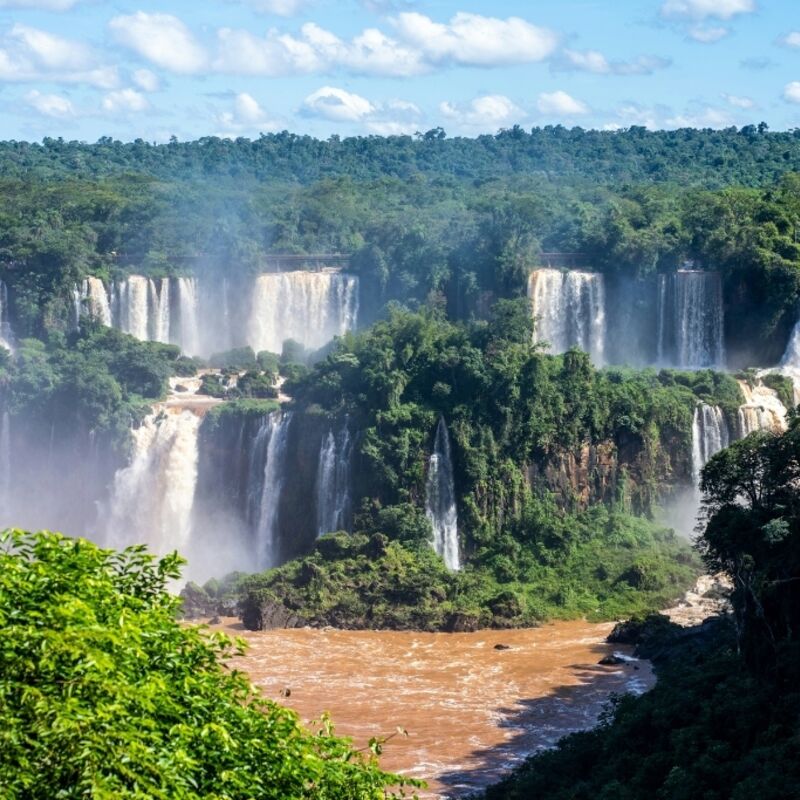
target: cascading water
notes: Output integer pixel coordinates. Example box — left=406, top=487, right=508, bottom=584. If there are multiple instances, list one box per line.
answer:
left=254, top=412, right=293, bottom=568
left=114, top=275, right=152, bottom=341
left=691, top=404, right=730, bottom=484
left=103, top=408, right=201, bottom=557
left=316, top=425, right=353, bottom=537
left=0, top=280, right=14, bottom=352
left=425, top=418, right=460, bottom=571
left=175, top=277, right=201, bottom=356
left=658, top=271, right=725, bottom=368
left=246, top=271, right=359, bottom=354
left=150, top=278, right=171, bottom=343
left=82, top=277, right=113, bottom=326
left=527, top=269, right=606, bottom=364
left=736, top=379, right=788, bottom=437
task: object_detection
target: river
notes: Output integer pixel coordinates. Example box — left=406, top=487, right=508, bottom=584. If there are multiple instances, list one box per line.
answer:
left=213, top=619, right=652, bottom=798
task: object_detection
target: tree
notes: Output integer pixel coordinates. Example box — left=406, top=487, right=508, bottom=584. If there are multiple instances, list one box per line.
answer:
left=0, top=529, right=418, bottom=798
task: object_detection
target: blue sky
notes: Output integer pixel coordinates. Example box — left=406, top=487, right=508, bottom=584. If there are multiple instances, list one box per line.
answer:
left=0, top=0, right=799, bottom=142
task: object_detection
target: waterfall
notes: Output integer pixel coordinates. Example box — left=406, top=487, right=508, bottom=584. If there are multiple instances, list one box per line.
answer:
left=71, top=284, right=82, bottom=331
left=316, top=425, right=353, bottom=537
left=82, top=277, right=113, bottom=326
left=425, top=418, right=460, bottom=571
left=151, top=278, right=171, bottom=343
left=736, top=379, right=788, bottom=437
left=254, top=412, right=293, bottom=568
left=246, top=271, right=359, bottom=354
left=691, top=404, right=730, bottom=484
left=528, top=269, right=606, bottom=364
left=114, top=275, right=152, bottom=341
left=104, top=408, right=200, bottom=556
left=0, top=280, right=13, bottom=352
left=174, top=277, right=200, bottom=356
left=658, top=271, right=725, bottom=368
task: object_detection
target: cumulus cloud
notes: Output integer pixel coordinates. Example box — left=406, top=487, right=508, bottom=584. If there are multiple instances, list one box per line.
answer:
left=440, top=94, right=522, bottom=128
left=660, top=0, right=755, bottom=20
left=25, top=89, right=74, bottom=117
left=722, top=93, right=754, bottom=109
left=783, top=82, right=800, bottom=104
left=559, top=48, right=670, bottom=75
left=537, top=90, right=588, bottom=116
left=0, top=0, right=84, bottom=8
left=0, top=24, right=117, bottom=87
left=779, top=32, right=800, bottom=48
left=119, top=11, right=556, bottom=78
left=102, top=88, right=149, bottom=114
left=665, top=106, right=732, bottom=128
left=392, top=11, right=557, bottom=67
left=302, top=86, right=375, bottom=121
left=132, top=68, right=160, bottom=92
left=109, top=13, right=208, bottom=74
left=214, top=92, right=282, bottom=136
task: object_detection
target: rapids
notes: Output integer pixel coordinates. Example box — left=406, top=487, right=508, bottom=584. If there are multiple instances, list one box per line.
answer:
left=217, top=620, right=651, bottom=799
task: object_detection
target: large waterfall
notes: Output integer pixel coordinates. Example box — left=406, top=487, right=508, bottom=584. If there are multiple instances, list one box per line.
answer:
left=103, top=408, right=201, bottom=557
left=247, top=270, right=359, bottom=354
left=528, top=269, right=606, bottom=364
left=691, top=404, right=730, bottom=484
left=254, top=412, right=293, bottom=568
left=425, top=418, right=460, bottom=571
left=316, top=425, right=353, bottom=537
left=658, top=271, right=725, bottom=368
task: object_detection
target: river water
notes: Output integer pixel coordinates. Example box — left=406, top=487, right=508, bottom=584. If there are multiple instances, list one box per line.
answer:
left=214, top=619, right=652, bottom=798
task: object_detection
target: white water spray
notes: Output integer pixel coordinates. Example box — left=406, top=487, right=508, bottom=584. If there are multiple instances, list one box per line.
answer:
left=425, top=418, right=460, bottom=571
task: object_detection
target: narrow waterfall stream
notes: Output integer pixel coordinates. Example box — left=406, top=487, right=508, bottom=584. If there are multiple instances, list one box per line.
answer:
left=425, top=418, right=461, bottom=571
left=0, top=280, right=13, bottom=351
left=691, top=404, right=730, bottom=485
left=316, top=425, right=353, bottom=537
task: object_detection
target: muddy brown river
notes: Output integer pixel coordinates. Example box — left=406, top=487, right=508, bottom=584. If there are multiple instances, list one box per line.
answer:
left=213, top=619, right=653, bottom=798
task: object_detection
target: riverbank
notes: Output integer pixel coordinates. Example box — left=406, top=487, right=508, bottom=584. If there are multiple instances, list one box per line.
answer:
left=209, top=618, right=652, bottom=798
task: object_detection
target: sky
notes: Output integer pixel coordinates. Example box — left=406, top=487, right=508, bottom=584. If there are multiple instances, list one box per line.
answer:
left=0, top=0, right=799, bottom=142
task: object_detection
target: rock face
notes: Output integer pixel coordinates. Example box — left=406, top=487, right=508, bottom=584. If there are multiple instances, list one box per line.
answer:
left=241, top=596, right=305, bottom=631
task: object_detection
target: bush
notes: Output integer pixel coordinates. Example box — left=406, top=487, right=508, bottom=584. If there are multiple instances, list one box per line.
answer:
left=0, top=529, right=419, bottom=799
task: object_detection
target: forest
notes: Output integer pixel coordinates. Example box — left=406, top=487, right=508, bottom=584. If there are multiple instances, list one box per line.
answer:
left=1, top=127, right=800, bottom=797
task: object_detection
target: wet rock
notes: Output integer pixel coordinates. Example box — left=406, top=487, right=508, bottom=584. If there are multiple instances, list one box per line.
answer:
left=209, top=615, right=221, bottom=625
left=598, top=654, right=627, bottom=666
left=174, top=384, right=189, bottom=393
left=445, top=612, right=480, bottom=633
left=241, top=596, right=304, bottom=631
left=494, top=643, right=512, bottom=651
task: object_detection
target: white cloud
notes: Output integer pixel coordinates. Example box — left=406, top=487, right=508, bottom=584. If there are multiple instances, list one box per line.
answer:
left=302, top=85, right=375, bottom=121
left=0, top=0, right=84, bottom=8
left=687, top=25, right=729, bottom=42
left=661, top=0, right=755, bottom=20
left=392, top=11, right=557, bottom=67
left=537, top=90, right=588, bottom=116
left=561, top=48, right=670, bottom=75
left=0, top=24, right=117, bottom=87
left=248, top=0, right=312, bottom=14
left=722, top=93, right=754, bottom=109
left=440, top=94, right=522, bottom=130
left=109, top=13, right=208, bottom=74
left=102, top=88, right=149, bottom=114
left=215, top=92, right=282, bottom=136
left=665, top=106, right=731, bottom=128
left=780, top=32, right=800, bottom=48
left=132, top=68, right=160, bottom=92
left=784, top=82, right=800, bottom=104
left=25, top=89, right=74, bottom=117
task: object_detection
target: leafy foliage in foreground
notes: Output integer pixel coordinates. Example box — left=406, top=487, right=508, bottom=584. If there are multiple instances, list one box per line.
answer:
left=226, top=503, right=699, bottom=631
left=0, top=530, right=418, bottom=799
